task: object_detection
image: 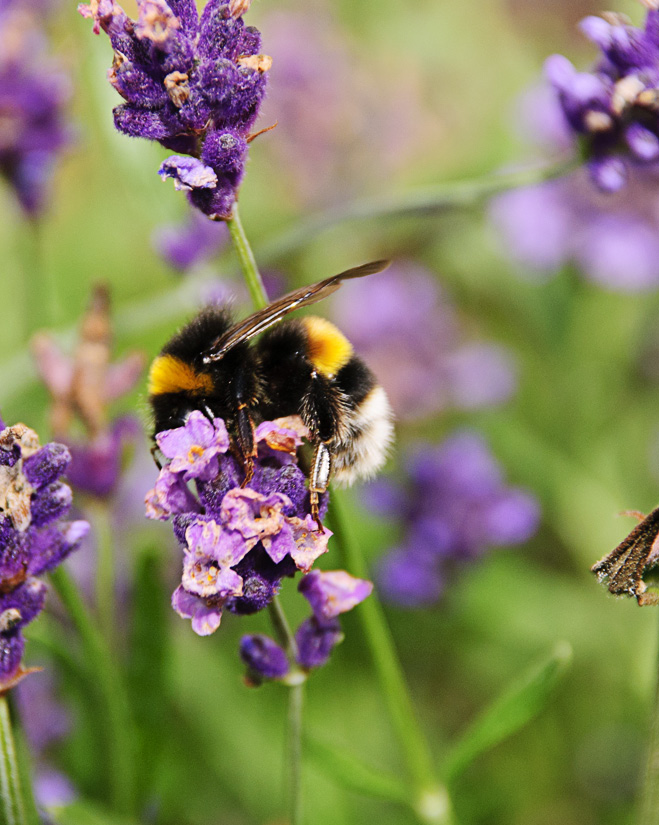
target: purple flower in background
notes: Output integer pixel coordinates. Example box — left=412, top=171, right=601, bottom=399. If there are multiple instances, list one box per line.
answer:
left=0, top=2, right=71, bottom=214
left=332, top=263, right=517, bottom=420
left=146, top=414, right=332, bottom=635
left=0, top=422, right=89, bottom=690
left=368, top=431, right=540, bottom=608
left=490, top=80, right=659, bottom=291
left=545, top=4, right=659, bottom=191
left=79, top=0, right=270, bottom=219
left=259, top=10, right=439, bottom=209
left=240, top=634, right=289, bottom=682
left=153, top=206, right=228, bottom=271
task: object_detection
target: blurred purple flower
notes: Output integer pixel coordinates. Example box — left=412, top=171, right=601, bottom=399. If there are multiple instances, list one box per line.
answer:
left=545, top=6, right=659, bottom=191
left=146, top=414, right=332, bottom=635
left=332, top=263, right=517, bottom=420
left=0, top=422, right=88, bottom=690
left=80, top=0, right=270, bottom=219
left=259, top=10, right=439, bottom=208
left=153, top=207, right=228, bottom=271
left=491, top=81, right=659, bottom=292
left=369, top=431, right=540, bottom=608
left=0, top=3, right=71, bottom=214
left=240, top=634, right=289, bottom=681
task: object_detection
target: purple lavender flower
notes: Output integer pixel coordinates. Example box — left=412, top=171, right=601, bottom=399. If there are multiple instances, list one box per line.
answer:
left=240, top=634, right=289, bottom=682
left=491, top=81, right=659, bottom=291
left=369, top=431, right=540, bottom=608
left=79, top=0, right=270, bottom=219
left=146, top=414, right=332, bottom=635
left=545, top=4, right=659, bottom=191
left=0, top=422, right=88, bottom=691
left=0, top=3, right=71, bottom=214
left=331, top=263, right=517, bottom=420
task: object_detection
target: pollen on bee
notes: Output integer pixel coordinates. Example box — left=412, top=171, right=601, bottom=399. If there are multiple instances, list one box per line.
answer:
left=302, top=316, right=353, bottom=378
left=148, top=355, right=214, bottom=396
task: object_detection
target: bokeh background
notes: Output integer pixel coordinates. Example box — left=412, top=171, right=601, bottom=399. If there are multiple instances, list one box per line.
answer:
left=2, top=0, right=659, bottom=823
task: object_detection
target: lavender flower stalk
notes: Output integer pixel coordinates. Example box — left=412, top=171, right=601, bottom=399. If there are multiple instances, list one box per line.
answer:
left=0, top=420, right=88, bottom=692
left=146, top=412, right=343, bottom=635
left=546, top=1, right=659, bottom=192
left=79, top=0, right=271, bottom=219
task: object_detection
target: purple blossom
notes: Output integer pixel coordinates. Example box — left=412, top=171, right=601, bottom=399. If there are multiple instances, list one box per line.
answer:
left=295, top=617, right=343, bottom=670
left=240, top=634, right=289, bottom=681
left=80, top=0, right=270, bottom=219
left=0, top=3, right=71, bottom=214
left=545, top=6, right=659, bottom=191
left=146, top=415, right=332, bottom=634
left=331, top=263, right=517, bottom=420
left=490, top=81, right=659, bottom=292
left=369, top=431, right=540, bottom=608
left=299, top=570, right=373, bottom=621
left=0, top=422, right=88, bottom=690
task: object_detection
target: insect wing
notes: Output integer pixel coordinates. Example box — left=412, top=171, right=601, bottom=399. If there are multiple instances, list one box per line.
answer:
left=203, top=259, right=390, bottom=363
left=591, top=506, right=659, bottom=599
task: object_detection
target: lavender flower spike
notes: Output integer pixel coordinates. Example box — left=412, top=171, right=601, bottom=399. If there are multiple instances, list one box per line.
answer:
left=0, top=422, right=88, bottom=691
left=240, top=634, right=289, bottom=683
left=80, top=0, right=271, bottom=218
left=546, top=4, right=659, bottom=191
left=146, top=415, right=331, bottom=636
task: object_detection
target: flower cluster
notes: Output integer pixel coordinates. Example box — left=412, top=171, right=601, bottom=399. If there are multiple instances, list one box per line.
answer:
left=0, top=1, right=71, bottom=214
left=240, top=569, right=372, bottom=682
left=367, top=431, right=540, bottom=607
left=145, top=412, right=352, bottom=635
left=546, top=2, right=659, bottom=192
left=0, top=420, right=88, bottom=691
left=331, top=264, right=517, bottom=420
left=491, top=83, right=659, bottom=291
left=79, top=0, right=270, bottom=219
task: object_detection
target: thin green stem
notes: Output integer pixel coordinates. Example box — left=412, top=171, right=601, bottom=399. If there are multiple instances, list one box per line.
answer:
left=639, top=611, right=659, bottom=825
left=91, top=502, right=116, bottom=652
left=329, top=490, right=456, bottom=825
left=0, top=695, right=27, bottom=825
left=268, top=597, right=305, bottom=825
left=49, top=566, right=135, bottom=816
left=258, top=156, right=578, bottom=261
left=226, top=204, right=269, bottom=310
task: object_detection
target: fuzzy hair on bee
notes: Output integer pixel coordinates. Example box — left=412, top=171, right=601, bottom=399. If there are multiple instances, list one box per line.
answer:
left=147, top=261, right=395, bottom=522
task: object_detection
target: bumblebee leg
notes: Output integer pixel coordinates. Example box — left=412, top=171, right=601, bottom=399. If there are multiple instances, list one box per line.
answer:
left=150, top=443, right=162, bottom=470
left=236, top=403, right=257, bottom=487
left=309, top=442, right=331, bottom=530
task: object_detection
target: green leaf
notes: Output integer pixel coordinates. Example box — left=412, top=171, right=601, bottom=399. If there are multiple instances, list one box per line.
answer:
left=443, top=641, right=573, bottom=782
left=305, top=734, right=411, bottom=804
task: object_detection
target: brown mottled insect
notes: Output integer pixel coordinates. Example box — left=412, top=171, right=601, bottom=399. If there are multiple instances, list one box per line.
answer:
left=592, top=507, right=659, bottom=605
left=147, top=260, right=394, bottom=523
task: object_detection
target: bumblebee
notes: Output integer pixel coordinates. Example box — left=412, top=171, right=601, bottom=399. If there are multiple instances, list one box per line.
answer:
left=147, top=260, right=394, bottom=522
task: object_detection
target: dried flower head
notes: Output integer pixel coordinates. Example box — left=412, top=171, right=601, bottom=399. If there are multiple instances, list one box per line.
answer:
left=79, top=0, right=271, bottom=219
left=0, top=419, right=88, bottom=691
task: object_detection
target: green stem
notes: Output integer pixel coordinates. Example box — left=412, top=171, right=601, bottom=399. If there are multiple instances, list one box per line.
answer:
left=49, top=567, right=135, bottom=816
left=329, top=490, right=456, bottom=825
left=91, top=502, right=116, bottom=652
left=639, top=611, right=659, bottom=825
left=226, top=204, right=269, bottom=310
left=0, top=695, right=27, bottom=825
left=258, top=157, right=578, bottom=261
left=268, top=597, right=305, bottom=825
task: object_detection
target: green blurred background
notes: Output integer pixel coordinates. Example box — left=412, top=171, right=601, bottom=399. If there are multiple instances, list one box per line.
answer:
left=3, top=1, right=659, bottom=823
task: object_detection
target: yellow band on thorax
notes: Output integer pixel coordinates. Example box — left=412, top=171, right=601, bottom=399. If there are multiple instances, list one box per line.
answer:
left=148, top=355, right=214, bottom=396
left=302, top=316, right=353, bottom=378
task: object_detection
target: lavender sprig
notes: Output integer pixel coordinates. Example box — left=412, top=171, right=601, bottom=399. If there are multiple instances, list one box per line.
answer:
left=79, top=0, right=271, bottom=219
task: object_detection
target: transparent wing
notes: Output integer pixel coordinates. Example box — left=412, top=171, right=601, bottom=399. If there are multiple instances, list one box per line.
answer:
left=202, top=259, right=390, bottom=363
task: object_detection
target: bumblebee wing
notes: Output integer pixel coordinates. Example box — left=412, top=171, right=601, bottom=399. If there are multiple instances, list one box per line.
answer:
left=202, top=259, right=390, bottom=363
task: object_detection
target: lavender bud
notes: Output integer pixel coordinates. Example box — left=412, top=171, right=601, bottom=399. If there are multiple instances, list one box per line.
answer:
left=240, top=634, right=289, bottom=681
